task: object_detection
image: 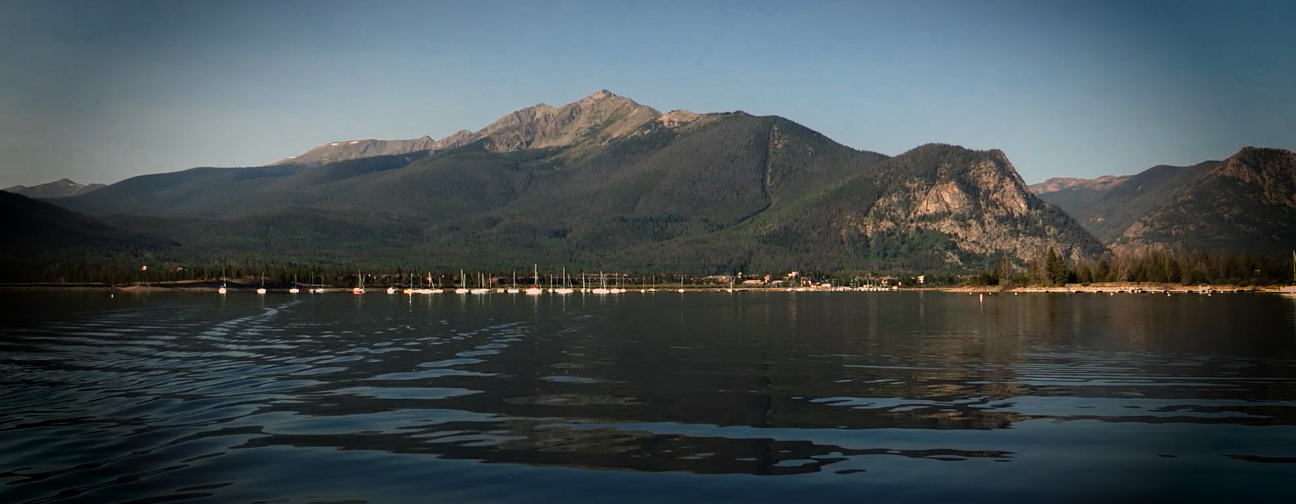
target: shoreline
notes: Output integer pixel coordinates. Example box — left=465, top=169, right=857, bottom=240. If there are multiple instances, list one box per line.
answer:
left=0, top=281, right=1285, bottom=294
left=939, top=282, right=1272, bottom=293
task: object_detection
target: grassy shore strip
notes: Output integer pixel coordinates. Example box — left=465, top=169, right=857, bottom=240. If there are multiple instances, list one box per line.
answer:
left=942, top=282, right=1280, bottom=293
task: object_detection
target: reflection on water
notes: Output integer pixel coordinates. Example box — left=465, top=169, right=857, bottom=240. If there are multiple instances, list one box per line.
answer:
left=1, top=291, right=1295, bottom=503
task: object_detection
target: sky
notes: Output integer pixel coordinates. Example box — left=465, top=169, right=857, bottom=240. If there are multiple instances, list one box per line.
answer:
left=1, top=0, right=1293, bottom=187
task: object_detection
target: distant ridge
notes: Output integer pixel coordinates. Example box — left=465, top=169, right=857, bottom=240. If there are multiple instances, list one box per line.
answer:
left=0, top=191, right=174, bottom=255
left=1028, top=176, right=1129, bottom=195
left=3, top=178, right=105, bottom=198
left=1036, top=146, right=1296, bottom=255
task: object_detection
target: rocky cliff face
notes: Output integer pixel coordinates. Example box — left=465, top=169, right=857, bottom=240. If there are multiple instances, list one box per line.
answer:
left=821, top=145, right=1104, bottom=265
left=3, top=178, right=105, bottom=198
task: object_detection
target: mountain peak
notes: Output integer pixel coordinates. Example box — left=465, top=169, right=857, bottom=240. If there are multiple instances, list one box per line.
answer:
left=471, top=90, right=659, bottom=151
left=582, top=89, right=617, bottom=101
left=1213, top=146, right=1296, bottom=203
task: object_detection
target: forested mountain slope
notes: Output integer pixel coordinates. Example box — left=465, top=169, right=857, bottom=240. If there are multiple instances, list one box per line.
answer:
left=47, top=92, right=1104, bottom=272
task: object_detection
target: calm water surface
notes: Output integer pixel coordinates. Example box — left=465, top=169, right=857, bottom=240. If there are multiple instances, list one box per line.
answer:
left=2, top=290, right=1296, bottom=503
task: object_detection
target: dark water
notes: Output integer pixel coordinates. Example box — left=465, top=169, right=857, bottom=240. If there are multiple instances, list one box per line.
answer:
left=2, top=290, right=1296, bottom=503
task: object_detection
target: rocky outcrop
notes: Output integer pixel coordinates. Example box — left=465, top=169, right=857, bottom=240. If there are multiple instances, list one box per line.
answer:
left=834, top=145, right=1104, bottom=264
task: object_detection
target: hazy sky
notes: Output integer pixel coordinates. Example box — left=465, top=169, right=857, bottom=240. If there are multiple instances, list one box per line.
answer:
left=2, top=0, right=1293, bottom=187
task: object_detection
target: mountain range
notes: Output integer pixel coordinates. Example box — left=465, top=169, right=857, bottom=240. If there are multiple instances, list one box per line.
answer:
left=8, top=90, right=1293, bottom=273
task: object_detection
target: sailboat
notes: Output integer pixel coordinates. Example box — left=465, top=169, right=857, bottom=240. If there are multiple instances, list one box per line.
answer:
left=610, top=273, right=625, bottom=294
left=289, top=274, right=300, bottom=294
left=593, top=271, right=610, bottom=294
left=455, top=269, right=470, bottom=294
left=678, top=274, right=686, bottom=293
left=352, top=271, right=365, bottom=294
left=424, top=272, right=441, bottom=294
left=554, top=268, right=574, bottom=294
left=256, top=273, right=267, bottom=295
left=471, top=272, right=490, bottom=294
left=507, top=271, right=520, bottom=294
left=404, top=273, right=416, bottom=294
left=525, top=264, right=543, bottom=295
left=218, top=265, right=228, bottom=295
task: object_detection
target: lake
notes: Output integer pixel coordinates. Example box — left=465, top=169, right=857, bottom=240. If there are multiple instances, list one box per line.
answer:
left=2, top=290, right=1295, bottom=503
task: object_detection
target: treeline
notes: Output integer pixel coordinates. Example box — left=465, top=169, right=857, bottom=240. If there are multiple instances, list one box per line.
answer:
left=0, top=256, right=809, bottom=288
left=969, top=248, right=1293, bottom=287
left=5, top=248, right=1289, bottom=289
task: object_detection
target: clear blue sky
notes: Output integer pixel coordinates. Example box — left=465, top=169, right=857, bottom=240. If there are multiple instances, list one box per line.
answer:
left=2, top=0, right=1293, bottom=187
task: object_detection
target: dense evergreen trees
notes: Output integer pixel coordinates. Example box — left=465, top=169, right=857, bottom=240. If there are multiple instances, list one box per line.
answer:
left=969, top=247, right=1292, bottom=287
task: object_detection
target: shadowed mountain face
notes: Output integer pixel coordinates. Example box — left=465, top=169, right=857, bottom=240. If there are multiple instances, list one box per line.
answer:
left=3, top=178, right=105, bottom=198
left=47, top=92, right=1101, bottom=272
left=0, top=191, right=175, bottom=258
left=1035, top=147, right=1296, bottom=256
left=1032, top=161, right=1222, bottom=242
